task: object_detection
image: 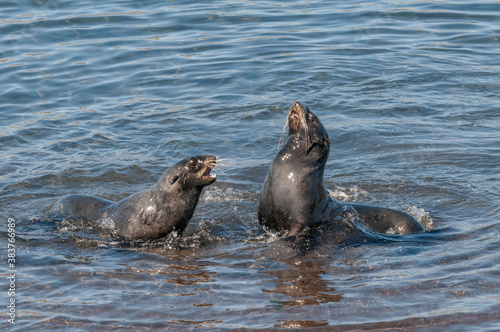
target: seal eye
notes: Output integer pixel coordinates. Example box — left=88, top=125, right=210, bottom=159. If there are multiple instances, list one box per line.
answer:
left=189, top=159, right=198, bottom=168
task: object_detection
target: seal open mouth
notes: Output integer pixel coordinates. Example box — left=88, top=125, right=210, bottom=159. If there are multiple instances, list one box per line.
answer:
left=202, top=166, right=215, bottom=179
left=288, top=101, right=307, bottom=131
left=285, top=101, right=331, bottom=154
left=287, top=101, right=310, bottom=150
left=290, top=108, right=301, bottom=119
left=201, top=156, right=217, bottom=183
left=289, top=101, right=311, bottom=136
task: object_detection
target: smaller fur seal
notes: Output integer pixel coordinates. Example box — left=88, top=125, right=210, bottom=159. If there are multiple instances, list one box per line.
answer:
left=58, top=156, right=217, bottom=240
left=258, top=101, right=424, bottom=237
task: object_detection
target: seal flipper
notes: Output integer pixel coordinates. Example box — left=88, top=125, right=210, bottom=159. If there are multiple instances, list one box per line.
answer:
left=345, top=203, right=424, bottom=235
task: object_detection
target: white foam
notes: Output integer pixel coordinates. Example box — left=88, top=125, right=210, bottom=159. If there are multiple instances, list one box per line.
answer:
left=99, top=217, right=116, bottom=230
left=201, top=187, right=251, bottom=202
left=406, top=206, right=434, bottom=230
left=328, top=185, right=370, bottom=202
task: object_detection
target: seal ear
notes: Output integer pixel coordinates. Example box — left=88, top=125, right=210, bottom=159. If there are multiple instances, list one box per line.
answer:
left=169, top=175, right=180, bottom=185
left=305, top=132, right=331, bottom=154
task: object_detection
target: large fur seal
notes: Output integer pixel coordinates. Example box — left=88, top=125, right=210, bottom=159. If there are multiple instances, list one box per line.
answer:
left=258, top=102, right=424, bottom=237
left=58, top=156, right=217, bottom=240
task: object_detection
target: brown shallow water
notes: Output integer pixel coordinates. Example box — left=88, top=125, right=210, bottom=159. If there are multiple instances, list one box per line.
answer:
left=1, top=0, right=500, bottom=330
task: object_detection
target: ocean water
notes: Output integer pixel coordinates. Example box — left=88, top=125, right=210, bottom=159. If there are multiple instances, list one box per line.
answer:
left=1, top=0, right=500, bottom=330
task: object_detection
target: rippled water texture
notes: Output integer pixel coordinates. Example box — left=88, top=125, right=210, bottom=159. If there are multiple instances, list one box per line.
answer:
left=1, top=0, right=500, bottom=330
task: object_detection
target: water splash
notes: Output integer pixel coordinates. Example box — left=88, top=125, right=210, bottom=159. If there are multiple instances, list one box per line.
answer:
left=328, top=185, right=371, bottom=202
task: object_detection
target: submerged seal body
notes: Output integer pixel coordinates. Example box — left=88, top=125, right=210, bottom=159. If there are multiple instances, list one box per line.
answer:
left=59, top=156, right=217, bottom=240
left=258, top=102, right=424, bottom=237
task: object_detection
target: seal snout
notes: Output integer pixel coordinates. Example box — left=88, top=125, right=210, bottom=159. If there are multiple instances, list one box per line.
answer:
left=289, top=101, right=305, bottom=119
left=291, top=101, right=304, bottom=110
left=287, top=101, right=309, bottom=136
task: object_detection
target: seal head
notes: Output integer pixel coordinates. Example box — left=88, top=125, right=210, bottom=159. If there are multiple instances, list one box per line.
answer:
left=160, top=155, right=217, bottom=190
left=287, top=101, right=331, bottom=155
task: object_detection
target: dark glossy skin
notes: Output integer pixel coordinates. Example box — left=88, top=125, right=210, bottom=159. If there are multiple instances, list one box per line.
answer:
left=258, top=102, right=424, bottom=236
left=59, top=156, right=217, bottom=240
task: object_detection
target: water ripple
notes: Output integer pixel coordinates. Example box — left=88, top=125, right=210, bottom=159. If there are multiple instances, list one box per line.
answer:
left=2, top=0, right=500, bottom=330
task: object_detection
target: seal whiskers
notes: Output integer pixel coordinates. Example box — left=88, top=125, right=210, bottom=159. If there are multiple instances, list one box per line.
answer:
left=278, top=117, right=289, bottom=150
left=210, top=157, right=228, bottom=174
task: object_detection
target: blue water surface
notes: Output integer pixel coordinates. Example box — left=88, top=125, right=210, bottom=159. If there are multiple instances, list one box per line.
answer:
left=1, top=0, right=499, bottom=330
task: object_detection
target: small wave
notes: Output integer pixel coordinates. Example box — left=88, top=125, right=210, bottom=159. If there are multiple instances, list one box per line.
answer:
left=201, top=187, right=255, bottom=202
left=405, top=205, right=434, bottom=230
left=98, top=217, right=116, bottom=230
left=244, top=226, right=283, bottom=245
left=328, top=184, right=371, bottom=201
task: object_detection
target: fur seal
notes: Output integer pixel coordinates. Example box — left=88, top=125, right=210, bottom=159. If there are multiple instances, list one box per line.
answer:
left=58, top=156, right=217, bottom=240
left=258, top=102, right=424, bottom=237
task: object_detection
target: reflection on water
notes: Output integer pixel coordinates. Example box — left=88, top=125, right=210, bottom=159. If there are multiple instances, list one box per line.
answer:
left=263, top=258, right=344, bottom=309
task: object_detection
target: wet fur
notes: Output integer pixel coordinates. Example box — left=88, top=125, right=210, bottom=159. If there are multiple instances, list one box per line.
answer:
left=258, top=102, right=424, bottom=237
left=59, top=156, right=217, bottom=240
